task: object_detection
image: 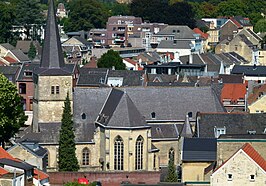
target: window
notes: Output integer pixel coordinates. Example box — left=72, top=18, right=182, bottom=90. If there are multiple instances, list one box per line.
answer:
left=22, top=99, right=26, bottom=111
left=235, top=45, right=238, bottom=51
left=51, top=86, right=60, bottom=94
left=56, top=86, right=60, bottom=94
left=51, top=86, right=55, bottom=94
left=169, top=148, right=175, bottom=162
left=81, top=113, right=86, bottom=120
left=114, top=136, right=124, bottom=170
left=135, top=136, right=144, bottom=170
left=227, top=174, right=232, bottom=181
left=250, top=175, right=255, bottom=181
left=214, top=127, right=226, bottom=138
left=24, top=71, right=33, bottom=77
left=82, top=148, right=89, bottom=165
left=153, top=155, right=156, bottom=169
left=19, top=83, right=26, bottom=94
left=30, top=99, right=33, bottom=111
left=151, top=112, right=156, bottom=119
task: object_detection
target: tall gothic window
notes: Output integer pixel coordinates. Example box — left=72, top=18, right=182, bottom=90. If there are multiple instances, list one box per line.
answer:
left=169, top=148, right=175, bottom=162
left=135, top=136, right=144, bottom=170
left=82, top=148, right=89, bottom=165
left=114, top=136, right=124, bottom=170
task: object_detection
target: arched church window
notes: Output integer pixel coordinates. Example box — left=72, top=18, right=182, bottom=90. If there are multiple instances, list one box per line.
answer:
left=135, top=136, right=144, bottom=170
left=114, top=136, right=124, bottom=170
left=82, top=148, right=89, bottom=165
left=169, top=148, right=175, bottom=162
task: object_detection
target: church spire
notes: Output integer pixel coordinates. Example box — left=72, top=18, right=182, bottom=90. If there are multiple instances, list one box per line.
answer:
left=180, top=115, right=193, bottom=138
left=40, top=0, right=65, bottom=69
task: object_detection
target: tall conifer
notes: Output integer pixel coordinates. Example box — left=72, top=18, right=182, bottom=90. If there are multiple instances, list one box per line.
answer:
left=165, top=155, right=178, bottom=182
left=58, top=93, right=79, bottom=171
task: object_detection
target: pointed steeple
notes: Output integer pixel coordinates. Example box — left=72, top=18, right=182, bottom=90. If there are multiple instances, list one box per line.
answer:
left=40, top=0, right=65, bottom=69
left=180, top=115, right=193, bottom=138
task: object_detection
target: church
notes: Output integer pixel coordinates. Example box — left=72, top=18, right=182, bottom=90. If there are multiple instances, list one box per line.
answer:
left=19, top=0, right=225, bottom=175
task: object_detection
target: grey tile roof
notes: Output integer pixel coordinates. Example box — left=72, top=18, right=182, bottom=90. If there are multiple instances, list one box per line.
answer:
left=77, top=68, right=145, bottom=87
left=38, top=0, right=67, bottom=75
left=97, top=89, right=148, bottom=128
left=157, top=40, right=191, bottom=49
left=10, top=49, right=30, bottom=62
left=77, top=68, right=108, bottom=86
left=197, top=113, right=266, bottom=138
left=108, top=70, right=145, bottom=86
left=73, top=36, right=90, bottom=46
left=182, top=138, right=217, bottom=161
left=0, top=43, right=15, bottom=50
left=149, top=124, right=180, bottom=139
left=231, top=65, right=266, bottom=76
left=17, top=63, right=39, bottom=81
left=156, top=25, right=195, bottom=39
left=246, top=29, right=262, bottom=41
left=233, top=16, right=253, bottom=27
left=0, top=158, right=34, bottom=171
left=18, top=141, right=47, bottom=157
left=219, top=134, right=266, bottom=139
left=0, top=66, right=20, bottom=83
left=74, top=86, right=225, bottom=123
left=180, top=54, right=205, bottom=65
left=218, top=74, right=244, bottom=84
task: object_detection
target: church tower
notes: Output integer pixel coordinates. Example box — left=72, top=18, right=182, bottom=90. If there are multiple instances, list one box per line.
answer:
left=33, top=0, right=72, bottom=132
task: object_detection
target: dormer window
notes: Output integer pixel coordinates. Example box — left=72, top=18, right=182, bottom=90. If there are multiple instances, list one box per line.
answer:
left=214, top=126, right=226, bottom=138
left=24, top=71, right=33, bottom=77
left=151, top=112, right=156, bottom=119
left=81, top=113, right=86, bottom=120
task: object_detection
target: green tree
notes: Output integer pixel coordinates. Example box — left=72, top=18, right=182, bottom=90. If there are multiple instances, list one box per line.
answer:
left=216, top=0, right=246, bottom=17
left=97, top=50, right=126, bottom=70
left=63, top=0, right=109, bottom=32
left=0, top=74, right=27, bottom=148
left=254, top=19, right=266, bottom=33
left=167, top=2, right=196, bottom=28
left=15, top=0, right=44, bottom=40
left=58, top=93, right=79, bottom=171
left=0, top=2, right=16, bottom=43
left=165, top=155, right=178, bottom=182
left=28, top=42, right=37, bottom=60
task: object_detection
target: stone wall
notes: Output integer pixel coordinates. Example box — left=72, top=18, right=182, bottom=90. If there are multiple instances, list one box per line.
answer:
left=48, top=171, right=161, bottom=186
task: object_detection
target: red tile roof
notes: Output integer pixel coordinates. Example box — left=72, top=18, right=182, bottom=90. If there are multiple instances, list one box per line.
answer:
left=215, top=143, right=266, bottom=173
left=229, top=17, right=242, bottom=28
left=221, top=83, right=246, bottom=102
left=0, top=167, right=9, bottom=176
left=0, top=147, right=17, bottom=161
left=193, top=28, right=209, bottom=39
left=34, top=168, right=49, bottom=180
left=4, top=56, right=17, bottom=63
left=242, top=143, right=266, bottom=172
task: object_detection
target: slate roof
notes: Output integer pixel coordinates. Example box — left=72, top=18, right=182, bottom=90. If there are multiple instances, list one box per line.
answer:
left=74, top=86, right=225, bottom=123
left=157, top=40, right=191, bottom=49
left=10, top=49, right=30, bottom=62
left=231, top=65, right=266, bottom=76
left=16, top=141, right=47, bottom=157
left=182, top=138, right=217, bottom=161
left=107, top=70, right=145, bottom=86
left=149, top=124, right=181, bottom=140
left=77, top=68, right=145, bottom=87
left=17, top=63, right=39, bottom=82
left=233, top=16, right=253, bottom=27
left=0, top=43, right=15, bottom=50
left=73, top=36, right=90, bottom=46
left=0, top=66, right=20, bottom=81
left=197, top=113, right=266, bottom=138
left=156, top=25, right=195, bottom=39
left=180, top=54, right=205, bottom=65
left=77, top=68, right=108, bottom=87
left=0, top=158, right=34, bottom=171
left=96, top=89, right=148, bottom=128
left=218, top=74, right=243, bottom=84
left=246, top=29, right=262, bottom=41
left=37, top=0, right=69, bottom=76
left=16, top=40, right=41, bottom=54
